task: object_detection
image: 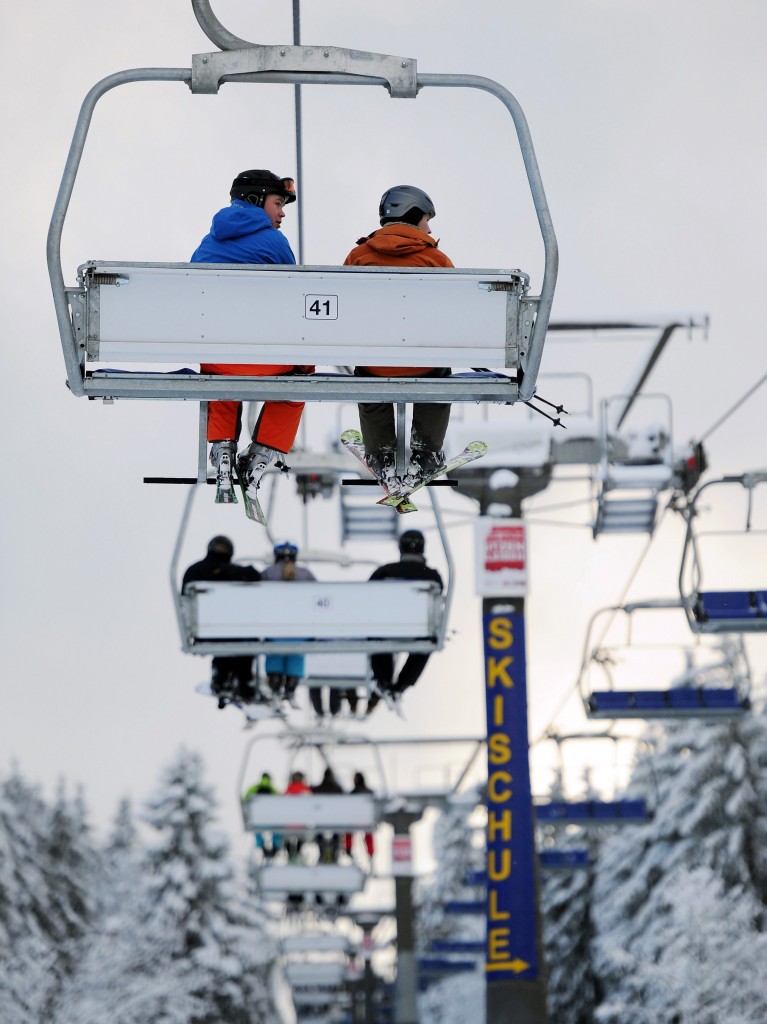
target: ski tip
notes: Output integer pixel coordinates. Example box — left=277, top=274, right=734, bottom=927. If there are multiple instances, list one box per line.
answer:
left=341, top=428, right=362, bottom=443
left=468, top=440, right=488, bottom=453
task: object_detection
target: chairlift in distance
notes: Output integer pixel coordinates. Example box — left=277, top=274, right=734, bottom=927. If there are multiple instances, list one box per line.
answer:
left=576, top=599, right=752, bottom=719
left=679, top=472, right=767, bottom=633
left=238, top=725, right=387, bottom=903
left=47, top=0, right=557, bottom=452
left=170, top=479, right=455, bottom=660
left=530, top=728, right=653, bottom=848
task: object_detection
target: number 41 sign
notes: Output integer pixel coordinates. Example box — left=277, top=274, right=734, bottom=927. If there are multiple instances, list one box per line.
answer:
left=305, top=294, right=338, bottom=320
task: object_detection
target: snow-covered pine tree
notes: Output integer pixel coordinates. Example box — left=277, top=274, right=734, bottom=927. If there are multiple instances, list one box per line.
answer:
left=592, top=700, right=767, bottom=1023
left=0, top=769, right=58, bottom=1024
left=141, top=747, right=277, bottom=1024
left=539, top=769, right=598, bottom=1024
left=51, top=794, right=203, bottom=1024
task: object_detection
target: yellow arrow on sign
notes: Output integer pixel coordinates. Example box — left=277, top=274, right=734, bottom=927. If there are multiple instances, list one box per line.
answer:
left=486, top=958, right=531, bottom=974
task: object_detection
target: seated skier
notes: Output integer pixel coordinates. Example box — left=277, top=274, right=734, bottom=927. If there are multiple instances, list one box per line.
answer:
left=182, top=536, right=261, bottom=703
left=344, top=185, right=454, bottom=495
left=366, top=529, right=444, bottom=715
left=190, top=168, right=313, bottom=510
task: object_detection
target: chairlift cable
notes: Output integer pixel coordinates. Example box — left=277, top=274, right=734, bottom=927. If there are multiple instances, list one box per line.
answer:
left=698, top=371, right=767, bottom=443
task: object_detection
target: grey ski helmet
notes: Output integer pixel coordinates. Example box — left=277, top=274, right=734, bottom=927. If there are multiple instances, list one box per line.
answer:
left=399, top=529, right=425, bottom=556
left=379, top=185, right=435, bottom=225
left=230, top=169, right=297, bottom=207
left=207, top=535, right=234, bottom=560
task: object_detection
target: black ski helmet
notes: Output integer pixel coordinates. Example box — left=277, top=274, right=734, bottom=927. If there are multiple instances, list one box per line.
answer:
left=273, top=540, right=299, bottom=562
left=399, top=529, right=425, bottom=556
left=379, top=185, right=435, bottom=225
left=207, top=535, right=234, bottom=560
left=230, top=169, right=297, bottom=207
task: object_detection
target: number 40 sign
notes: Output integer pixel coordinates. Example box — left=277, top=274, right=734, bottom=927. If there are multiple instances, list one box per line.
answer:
left=305, top=294, right=338, bottom=320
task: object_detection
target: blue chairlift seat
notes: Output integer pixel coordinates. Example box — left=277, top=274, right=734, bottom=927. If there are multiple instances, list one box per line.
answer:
left=444, top=900, right=485, bottom=915
left=535, top=799, right=650, bottom=824
left=539, top=848, right=591, bottom=870
left=587, top=687, right=748, bottom=719
left=694, top=590, right=761, bottom=624
left=429, top=939, right=486, bottom=955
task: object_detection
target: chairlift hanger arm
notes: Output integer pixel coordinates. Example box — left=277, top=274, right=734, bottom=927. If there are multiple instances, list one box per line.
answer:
left=47, top=68, right=191, bottom=398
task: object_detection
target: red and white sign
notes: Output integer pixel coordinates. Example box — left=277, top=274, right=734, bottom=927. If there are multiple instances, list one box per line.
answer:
left=391, top=834, right=412, bottom=876
left=475, top=517, right=528, bottom=596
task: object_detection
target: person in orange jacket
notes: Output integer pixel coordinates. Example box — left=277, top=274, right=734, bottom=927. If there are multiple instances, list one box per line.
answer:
left=344, top=185, right=454, bottom=492
left=191, top=169, right=314, bottom=506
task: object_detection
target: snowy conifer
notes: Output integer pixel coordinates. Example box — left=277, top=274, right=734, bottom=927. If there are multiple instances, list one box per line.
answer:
left=140, top=747, right=276, bottom=1023
left=539, top=770, right=598, bottom=1024
left=0, top=770, right=57, bottom=1024
left=592, top=701, right=767, bottom=1022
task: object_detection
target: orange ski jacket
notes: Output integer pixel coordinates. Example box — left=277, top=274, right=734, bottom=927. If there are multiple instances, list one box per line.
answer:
left=344, top=224, right=454, bottom=376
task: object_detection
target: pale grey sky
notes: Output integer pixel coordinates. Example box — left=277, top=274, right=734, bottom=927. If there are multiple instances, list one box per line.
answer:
left=2, top=0, right=766, bottom=850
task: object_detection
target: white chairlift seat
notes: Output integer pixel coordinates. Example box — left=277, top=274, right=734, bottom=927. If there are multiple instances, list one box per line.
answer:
left=180, top=579, right=444, bottom=655
left=285, top=962, right=347, bottom=989
left=304, top=653, right=372, bottom=691
left=282, top=934, right=351, bottom=955
left=78, top=262, right=532, bottom=396
left=244, top=793, right=377, bottom=833
left=257, top=862, right=367, bottom=895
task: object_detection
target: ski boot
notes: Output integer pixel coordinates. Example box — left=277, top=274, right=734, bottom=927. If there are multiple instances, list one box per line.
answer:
left=237, top=442, right=277, bottom=497
left=403, top=446, right=446, bottom=490
left=266, top=673, right=286, bottom=700
left=284, top=676, right=301, bottom=709
left=209, top=440, right=238, bottom=503
left=365, top=448, right=403, bottom=496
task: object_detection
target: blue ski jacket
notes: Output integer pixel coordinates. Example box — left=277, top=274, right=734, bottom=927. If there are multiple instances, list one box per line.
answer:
left=191, top=200, right=296, bottom=265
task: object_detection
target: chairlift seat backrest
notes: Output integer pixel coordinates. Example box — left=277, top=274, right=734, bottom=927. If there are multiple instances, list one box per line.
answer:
left=245, top=793, right=377, bottom=832
left=535, top=799, right=649, bottom=823
left=284, top=962, right=346, bottom=988
left=181, top=579, right=443, bottom=652
left=257, top=862, right=367, bottom=894
left=695, top=591, right=760, bottom=621
left=79, top=262, right=532, bottom=369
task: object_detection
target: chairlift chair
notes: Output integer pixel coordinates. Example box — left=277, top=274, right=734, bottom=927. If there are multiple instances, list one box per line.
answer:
left=577, top=599, right=752, bottom=719
left=170, top=483, right=454, bottom=659
left=47, top=0, right=558, bottom=477
left=679, top=472, right=767, bottom=633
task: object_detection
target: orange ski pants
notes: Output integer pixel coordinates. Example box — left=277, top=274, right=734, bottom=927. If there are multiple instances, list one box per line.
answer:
left=202, top=363, right=308, bottom=454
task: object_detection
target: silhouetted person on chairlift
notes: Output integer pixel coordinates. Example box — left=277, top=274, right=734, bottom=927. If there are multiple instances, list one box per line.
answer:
left=366, top=529, right=443, bottom=716
left=191, top=169, right=313, bottom=510
left=344, top=185, right=454, bottom=495
left=313, top=767, right=345, bottom=864
left=182, top=535, right=261, bottom=704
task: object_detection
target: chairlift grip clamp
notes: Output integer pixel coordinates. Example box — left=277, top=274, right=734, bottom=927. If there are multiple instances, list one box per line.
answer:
left=191, top=45, right=418, bottom=98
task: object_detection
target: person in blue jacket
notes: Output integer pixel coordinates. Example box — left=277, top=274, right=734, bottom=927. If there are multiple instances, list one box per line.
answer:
left=191, top=169, right=313, bottom=507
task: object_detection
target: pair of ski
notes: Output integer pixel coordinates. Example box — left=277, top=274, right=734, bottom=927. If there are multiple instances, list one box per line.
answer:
left=214, top=456, right=267, bottom=525
left=341, top=429, right=487, bottom=513
left=195, top=681, right=285, bottom=723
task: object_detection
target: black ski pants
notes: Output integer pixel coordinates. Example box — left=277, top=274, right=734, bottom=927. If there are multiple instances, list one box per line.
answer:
left=354, top=367, right=452, bottom=454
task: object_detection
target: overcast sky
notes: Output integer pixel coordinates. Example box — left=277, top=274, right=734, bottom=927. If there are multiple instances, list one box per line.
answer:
left=2, top=0, right=767, bottom=854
